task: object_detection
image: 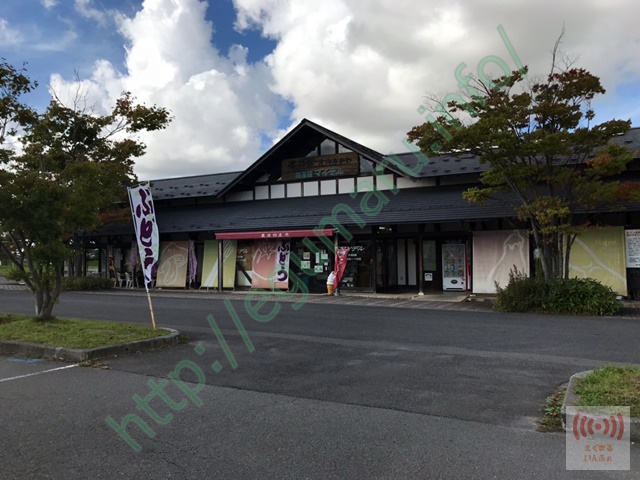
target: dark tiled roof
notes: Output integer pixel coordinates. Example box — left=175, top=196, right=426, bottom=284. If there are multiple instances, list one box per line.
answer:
left=151, top=185, right=517, bottom=234
left=142, top=127, right=640, bottom=200
left=387, top=127, right=640, bottom=179
left=148, top=172, right=242, bottom=201
left=385, top=151, right=487, bottom=178
left=612, top=127, right=640, bottom=152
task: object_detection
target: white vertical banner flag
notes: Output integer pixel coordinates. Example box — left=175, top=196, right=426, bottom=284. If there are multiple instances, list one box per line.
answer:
left=127, top=185, right=160, bottom=291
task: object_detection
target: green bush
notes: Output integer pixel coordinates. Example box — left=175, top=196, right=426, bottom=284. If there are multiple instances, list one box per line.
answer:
left=62, top=276, right=114, bottom=292
left=1, top=265, right=28, bottom=282
left=494, top=269, right=619, bottom=316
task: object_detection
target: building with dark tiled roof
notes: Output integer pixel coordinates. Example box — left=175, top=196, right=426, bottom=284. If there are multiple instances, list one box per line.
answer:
left=91, top=119, right=640, bottom=296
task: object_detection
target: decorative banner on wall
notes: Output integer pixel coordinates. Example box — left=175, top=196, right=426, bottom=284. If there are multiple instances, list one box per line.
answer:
left=222, top=241, right=238, bottom=288
left=156, top=241, right=189, bottom=288
left=624, top=230, right=640, bottom=268
left=236, top=244, right=253, bottom=287
left=472, top=230, right=529, bottom=294
left=201, top=240, right=217, bottom=288
left=252, top=240, right=276, bottom=289
left=201, top=240, right=238, bottom=288
left=570, top=226, right=626, bottom=295
left=251, top=239, right=290, bottom=289
left=127, top=185, right=159, bottom=290
left=188, top=240, right=197, bottom=286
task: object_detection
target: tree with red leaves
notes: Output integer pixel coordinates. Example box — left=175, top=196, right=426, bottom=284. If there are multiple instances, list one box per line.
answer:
left=408, top=47, right=639, bottom=280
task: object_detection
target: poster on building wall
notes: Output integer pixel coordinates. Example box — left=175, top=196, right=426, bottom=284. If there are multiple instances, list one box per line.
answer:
left=222, top=241, right=238, bottom=288
left=251, top=239, right=290, bottom=289
left=156, top=241, right=189, bottom=288
left=201, top=240, right=238, bottom=288
left=570, top=227, right=626, bottom=295
left=236, top=244, right=253, bottom=287
left=472, top=230, right=530, bottom=294
left=201, top=241, right=218, bottom=288
left=625, top=230, right=640, bottom=268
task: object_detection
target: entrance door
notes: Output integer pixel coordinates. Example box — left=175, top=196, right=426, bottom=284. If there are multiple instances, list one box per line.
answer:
left=422, top=240, right=439, bottom=290
left=376, top=239, right=397, bottom=291
left=396, top=238, right=418, bottom=287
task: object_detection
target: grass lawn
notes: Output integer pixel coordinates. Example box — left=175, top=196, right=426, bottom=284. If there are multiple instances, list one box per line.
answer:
left=574, top=365, right=640, bottom=417
left=538, top=386, right=566, bottom=432
left=538, top=364, right=640, bottom=432
left=0, top=264, right=13, bottom=278
left=0, top=314, right=167, bottom=349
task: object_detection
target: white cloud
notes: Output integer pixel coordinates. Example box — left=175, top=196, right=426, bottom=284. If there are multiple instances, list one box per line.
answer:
left=235, top=0, right=640, bottom=155
left=41, top=0, right=58, bottom=8
left=74, top=0, right=108, bottom=25
left=51, top=0, right=284, bottom=179
left=49, top=0, right=640, bottom=180
left=0, top=18, right=22, bottom=46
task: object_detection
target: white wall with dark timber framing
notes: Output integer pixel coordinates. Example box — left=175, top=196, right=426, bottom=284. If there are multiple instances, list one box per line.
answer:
left=320, top=180, right=337, bottom=195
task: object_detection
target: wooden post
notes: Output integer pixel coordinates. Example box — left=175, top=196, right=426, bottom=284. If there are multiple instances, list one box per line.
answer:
left=372, top=229, right=378, bottom=294
left=146, top=290, right=156, bottom=330
left=218, top=239, right=223, bottom=292
left=418, top=235, right=424, bottom=296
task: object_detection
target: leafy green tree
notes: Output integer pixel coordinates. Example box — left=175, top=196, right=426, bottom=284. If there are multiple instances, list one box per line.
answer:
left=408, top=57, right=639, bottom=280
left=0, top=61, right=170, bottom=319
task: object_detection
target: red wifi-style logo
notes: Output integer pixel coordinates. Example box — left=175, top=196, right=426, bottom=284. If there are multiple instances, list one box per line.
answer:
left=573, top=412, right=625, bottom=441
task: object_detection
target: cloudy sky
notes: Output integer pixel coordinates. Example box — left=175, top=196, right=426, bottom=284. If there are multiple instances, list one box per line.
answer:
left=1, top=0, right=639, bottom=180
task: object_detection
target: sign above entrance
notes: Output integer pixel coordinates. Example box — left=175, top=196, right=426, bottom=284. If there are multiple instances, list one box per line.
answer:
left=215, top=229, right=334, bottom=240
left=281, top=152, right=359, bottom=181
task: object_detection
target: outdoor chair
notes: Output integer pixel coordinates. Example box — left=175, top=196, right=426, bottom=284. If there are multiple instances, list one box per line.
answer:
left=124, top=272, right=133, bottom=289
left=116, top=273, right=126, bottom=288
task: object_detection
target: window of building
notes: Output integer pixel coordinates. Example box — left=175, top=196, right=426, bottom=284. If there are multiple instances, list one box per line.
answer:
left=320, top=138, right=337, bottom=155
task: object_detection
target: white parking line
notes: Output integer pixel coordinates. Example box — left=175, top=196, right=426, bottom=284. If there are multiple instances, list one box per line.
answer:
left=0, top=364, right=78, bottom=383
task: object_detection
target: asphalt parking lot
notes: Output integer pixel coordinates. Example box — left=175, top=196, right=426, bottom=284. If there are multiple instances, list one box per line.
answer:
left=1, top=289, right=639, bottom=479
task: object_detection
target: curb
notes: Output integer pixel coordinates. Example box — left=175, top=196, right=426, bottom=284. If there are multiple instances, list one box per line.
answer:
left=0, top=328, right=181, bottom=362
left=562, top=370, right=639, bottom=442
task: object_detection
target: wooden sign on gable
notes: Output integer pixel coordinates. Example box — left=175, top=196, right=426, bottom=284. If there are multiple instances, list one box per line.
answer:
left=281, top=152, right=359, bottom=181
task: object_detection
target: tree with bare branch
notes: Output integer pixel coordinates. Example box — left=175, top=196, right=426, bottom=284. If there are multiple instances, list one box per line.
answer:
left=0, top=60, right=171, bottom=319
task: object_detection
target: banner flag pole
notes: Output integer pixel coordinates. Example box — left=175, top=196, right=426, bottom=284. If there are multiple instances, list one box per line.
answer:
left=146, top=289, right=157, bottom=330
left=128, top=183, right=160, bottom=330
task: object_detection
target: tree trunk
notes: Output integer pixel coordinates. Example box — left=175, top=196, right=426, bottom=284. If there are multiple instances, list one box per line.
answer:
left=530, top=224, right=568, bottom=281
left=34, top=268, right=62, bottom=320
left=35, top=287, right=54, bottom=320
left=563, top=234, right=575, bottom=281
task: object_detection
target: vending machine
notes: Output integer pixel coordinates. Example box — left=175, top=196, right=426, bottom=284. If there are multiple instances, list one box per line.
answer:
left=442, top=243, right=467, bottom=291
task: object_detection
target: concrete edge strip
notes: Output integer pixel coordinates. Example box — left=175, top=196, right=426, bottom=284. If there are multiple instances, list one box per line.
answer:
left=561, top=370, right=639, bottom=442
left=0, top=328, right=180, bottom=362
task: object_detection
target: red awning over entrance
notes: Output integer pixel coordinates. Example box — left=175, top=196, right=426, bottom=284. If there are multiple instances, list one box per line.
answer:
left=215, top=228, right=334, bottom=240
